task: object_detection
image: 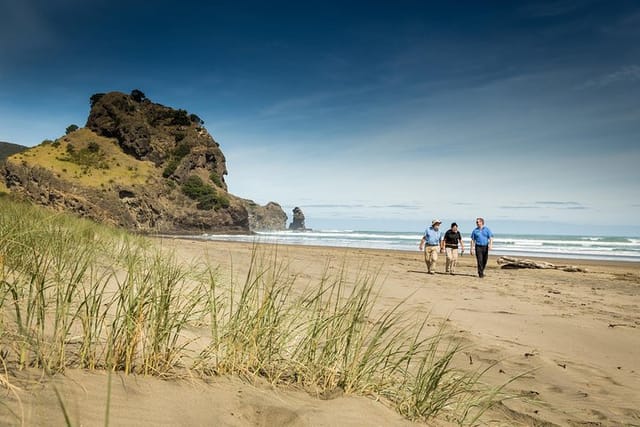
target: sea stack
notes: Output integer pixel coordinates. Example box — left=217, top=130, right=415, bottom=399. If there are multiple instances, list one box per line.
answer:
left=288, top=206, right=308, bottom=230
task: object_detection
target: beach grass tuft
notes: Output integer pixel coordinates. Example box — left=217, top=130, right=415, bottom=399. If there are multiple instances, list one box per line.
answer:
left=0, top=198, right=514, bottom=425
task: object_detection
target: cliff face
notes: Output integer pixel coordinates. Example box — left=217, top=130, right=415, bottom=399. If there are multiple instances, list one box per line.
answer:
left=1, top=90, right=286, bottom=234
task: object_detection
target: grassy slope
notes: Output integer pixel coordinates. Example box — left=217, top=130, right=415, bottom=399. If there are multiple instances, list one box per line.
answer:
left=7, top=128, right=157, bottom=189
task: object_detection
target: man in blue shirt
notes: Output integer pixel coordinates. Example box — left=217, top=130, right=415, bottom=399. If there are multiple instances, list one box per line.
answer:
left=470, top=217, right=494, bottom=278
left=419, top=219, right=444, bottom=274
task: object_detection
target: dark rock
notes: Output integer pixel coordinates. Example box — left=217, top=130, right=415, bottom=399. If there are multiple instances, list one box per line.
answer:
left=86, top=91, right=228, bottom=190
left=288, top=207, right=309, bottom=230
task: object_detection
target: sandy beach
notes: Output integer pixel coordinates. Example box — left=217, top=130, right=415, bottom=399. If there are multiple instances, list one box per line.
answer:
left=4, top=238, right=639, bottom=426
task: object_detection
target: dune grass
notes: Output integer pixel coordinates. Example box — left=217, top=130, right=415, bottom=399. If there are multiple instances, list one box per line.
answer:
left=0, top=198, right=515, bottom=425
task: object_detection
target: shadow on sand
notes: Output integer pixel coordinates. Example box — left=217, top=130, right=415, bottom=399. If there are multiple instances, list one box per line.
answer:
left=408, top=270, right=477, bottom=278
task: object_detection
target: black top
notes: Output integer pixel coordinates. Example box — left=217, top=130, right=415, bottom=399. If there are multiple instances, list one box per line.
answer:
left=443, top=230, right=462, bottom=248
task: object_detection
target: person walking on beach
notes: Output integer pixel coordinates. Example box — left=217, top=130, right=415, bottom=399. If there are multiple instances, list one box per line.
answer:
left=470, top=217, right=493, bottom=278
left=443, top=222, right=464, bottom=275
left=419, top=219, right=444, bottom=274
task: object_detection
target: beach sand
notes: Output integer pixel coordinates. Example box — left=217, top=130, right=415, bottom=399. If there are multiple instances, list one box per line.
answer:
left=4, top=239, right=639, bottom=426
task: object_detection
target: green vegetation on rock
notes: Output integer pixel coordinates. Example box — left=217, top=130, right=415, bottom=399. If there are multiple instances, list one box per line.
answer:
left=162, top=142, right=192, bottom=178
left=65, top=124, right=79, bottom=134
left=181, top=175, right=229, bottom=210
left=209, top=172, right=223, bottom=188
left=58, top=141, right=109, bottom=170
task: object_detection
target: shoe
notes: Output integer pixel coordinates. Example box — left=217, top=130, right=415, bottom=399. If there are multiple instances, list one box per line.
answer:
left=450, top=272, right=454, bottom=275
left=428, top=271, right=435, bottom=275
left=478, top=273, right=484, bottom=278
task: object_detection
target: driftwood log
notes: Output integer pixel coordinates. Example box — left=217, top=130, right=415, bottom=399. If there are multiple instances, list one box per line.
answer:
left=497, top=256, right=587, bottom=273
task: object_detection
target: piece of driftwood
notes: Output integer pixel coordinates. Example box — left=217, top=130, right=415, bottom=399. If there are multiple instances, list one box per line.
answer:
left=497, top=256, right=587, bottom=272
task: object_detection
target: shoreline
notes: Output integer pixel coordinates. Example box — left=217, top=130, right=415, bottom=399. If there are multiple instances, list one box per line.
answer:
left=158, top=235, right=640, bottom=269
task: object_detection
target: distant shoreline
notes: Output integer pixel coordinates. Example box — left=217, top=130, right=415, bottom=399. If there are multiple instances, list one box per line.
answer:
left=157, top=235, right=640, bottom=267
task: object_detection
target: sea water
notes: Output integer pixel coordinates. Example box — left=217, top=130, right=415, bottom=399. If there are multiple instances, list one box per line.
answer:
left=191, top=230, right=640, bottom=262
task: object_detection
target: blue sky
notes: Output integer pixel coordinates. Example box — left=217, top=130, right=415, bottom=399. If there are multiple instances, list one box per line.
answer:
left=1, top=0, right=639, bottom=234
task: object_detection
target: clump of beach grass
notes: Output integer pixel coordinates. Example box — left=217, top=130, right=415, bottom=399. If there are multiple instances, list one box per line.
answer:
left=0, top=198, right=517, bottom=425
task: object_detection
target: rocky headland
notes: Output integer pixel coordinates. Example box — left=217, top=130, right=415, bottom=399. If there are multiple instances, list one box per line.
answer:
left=0, top=90, right=286, bottom=234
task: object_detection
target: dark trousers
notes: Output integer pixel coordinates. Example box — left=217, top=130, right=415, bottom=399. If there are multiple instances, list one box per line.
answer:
left=475, top=245, right=489, bottom=277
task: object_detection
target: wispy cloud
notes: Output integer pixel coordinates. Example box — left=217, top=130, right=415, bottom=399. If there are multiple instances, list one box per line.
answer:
left=580, top=65, right=640, bottom=89
left=304, top=203, right=421, bottom=210
left=304, top=203, right=366, bottom=209
left=535, top=201, right=582, bottom=206
left=257, top=84, right=379, bottom=118
left=374, top=204, right=421, bottom=210
left=536, top=201, right=589, bottom=210
left=500, top=205, right=541, bottom=210
left=501, top=201, right=590, bottom=210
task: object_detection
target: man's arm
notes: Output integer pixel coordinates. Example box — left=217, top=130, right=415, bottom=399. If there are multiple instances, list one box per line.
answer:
left=458, top=234, right=465, bottom=252
left=488, top=237, right=493, bottom=251
left=419, top=236, right=426, bottom=251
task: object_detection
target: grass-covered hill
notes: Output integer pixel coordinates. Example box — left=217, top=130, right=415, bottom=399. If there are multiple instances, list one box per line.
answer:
left=1, top=90, right=286, bottom=233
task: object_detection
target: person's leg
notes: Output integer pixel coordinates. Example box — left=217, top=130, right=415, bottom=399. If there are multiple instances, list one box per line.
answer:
left=450, top=247, right=458, bottom=274
left=431, top=247, right=439, bottom=272
left=424, top=247, right=435, bottom=273
left=423, top=247, right=430, bottom=271
left=477, top=246, right=488, bottom=277
left=475, top=247, right=484, bottom=277
left=445, top=247, right=452, bottom=272
left=427, top=246, right=433, bottom=273
left=480, top=245, right=489, bottom=274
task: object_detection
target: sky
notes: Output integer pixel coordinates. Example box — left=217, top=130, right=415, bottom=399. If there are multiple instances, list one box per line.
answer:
left=1, top=0, right=639, bottom=235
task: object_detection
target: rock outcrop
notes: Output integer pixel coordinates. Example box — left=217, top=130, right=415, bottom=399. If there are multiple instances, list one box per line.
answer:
left=1, top=90, right=286, bottom=234
left=288, top=206, right=309, bottom=230
left=243, top=200, right=288, bottom=231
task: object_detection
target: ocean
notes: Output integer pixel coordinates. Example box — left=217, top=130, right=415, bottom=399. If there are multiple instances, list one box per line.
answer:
left=190, top=230, right=640, bottom=262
